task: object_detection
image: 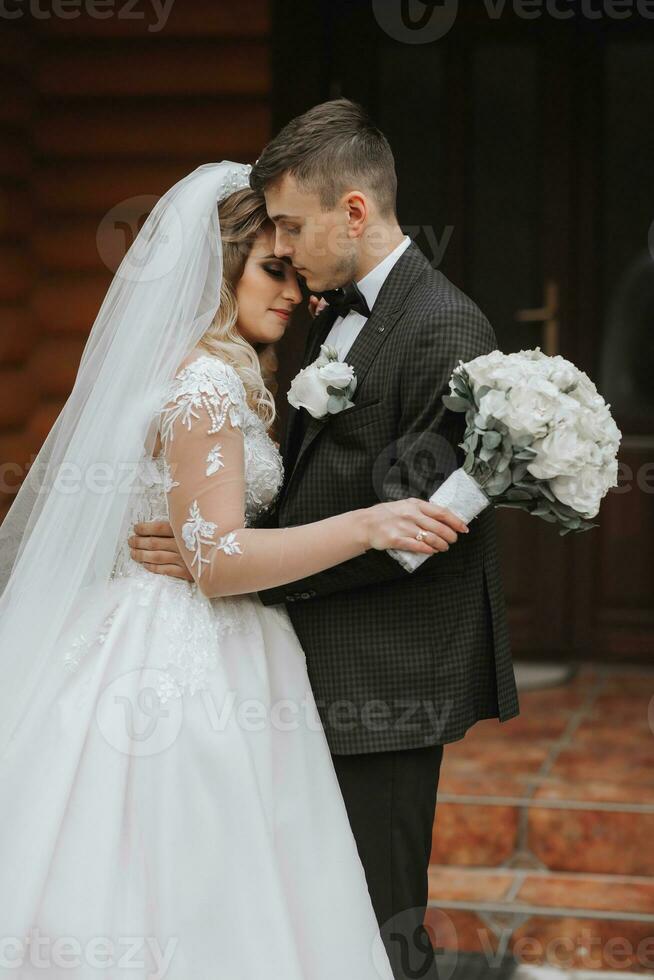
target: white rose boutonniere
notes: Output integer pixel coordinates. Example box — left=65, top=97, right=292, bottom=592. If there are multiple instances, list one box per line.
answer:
left=288, top=344, right=357, bottom=419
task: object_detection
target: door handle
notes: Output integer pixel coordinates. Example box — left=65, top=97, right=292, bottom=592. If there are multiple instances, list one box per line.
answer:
left=515, top=280, right=560, bottom=356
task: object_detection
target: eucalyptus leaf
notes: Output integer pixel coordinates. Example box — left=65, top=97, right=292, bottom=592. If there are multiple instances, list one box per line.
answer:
left=505, top=487, right=533, bottom=501
left=483, top=430, right=503, bottom=450
left=495, top=499, right=533, bottom=513
left=484, top=468, right=512, bottom=496
left=442, top=395, right=469, bottom=413
left=539, top=483, right=556, bottom=503
left=474, top=385, right=491, bottom=408
left=513, top=482, right=540, bottom=496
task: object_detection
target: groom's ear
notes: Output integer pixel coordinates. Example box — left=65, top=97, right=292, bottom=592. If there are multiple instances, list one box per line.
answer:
left=343, top=192, right=367, bottom=238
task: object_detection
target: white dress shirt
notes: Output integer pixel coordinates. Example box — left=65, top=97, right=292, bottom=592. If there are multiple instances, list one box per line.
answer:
left=323, top=235, right=412, bottom=361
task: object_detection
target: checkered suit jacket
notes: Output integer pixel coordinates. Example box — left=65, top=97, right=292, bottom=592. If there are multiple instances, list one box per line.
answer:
left=256, top=242, right=520, bottom=755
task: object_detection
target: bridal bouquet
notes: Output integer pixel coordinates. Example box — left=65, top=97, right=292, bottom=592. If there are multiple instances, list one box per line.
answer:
left=388, top=348, right=622, bottom=572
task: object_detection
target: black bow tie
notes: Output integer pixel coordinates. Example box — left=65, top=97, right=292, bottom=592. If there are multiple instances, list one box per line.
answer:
left=320, top=281, right=371, bottom=320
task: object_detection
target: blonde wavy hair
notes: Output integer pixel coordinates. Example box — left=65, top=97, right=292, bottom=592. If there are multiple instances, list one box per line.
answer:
left=197, top=187, right=277, bottom=428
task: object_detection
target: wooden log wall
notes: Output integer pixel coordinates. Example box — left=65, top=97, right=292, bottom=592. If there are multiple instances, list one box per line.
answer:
left=0, top=22, right=37, bottom=520
left=0, top=0, right=272, bottom=520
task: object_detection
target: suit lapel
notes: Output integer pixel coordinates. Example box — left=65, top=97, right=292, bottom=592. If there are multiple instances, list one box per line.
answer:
left=282, top=243, right=431, bottom=491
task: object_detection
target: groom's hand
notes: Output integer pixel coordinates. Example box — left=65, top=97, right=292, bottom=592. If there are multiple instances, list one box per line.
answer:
left=128, top=520, right=193, bottom=582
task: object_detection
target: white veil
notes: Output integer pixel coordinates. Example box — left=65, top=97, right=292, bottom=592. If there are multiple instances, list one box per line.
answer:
left=0, top=160, right=252, bottom=758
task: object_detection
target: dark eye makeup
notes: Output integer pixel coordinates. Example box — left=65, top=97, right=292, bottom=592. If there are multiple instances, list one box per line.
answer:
left=263, top=264, right=286, bottom=280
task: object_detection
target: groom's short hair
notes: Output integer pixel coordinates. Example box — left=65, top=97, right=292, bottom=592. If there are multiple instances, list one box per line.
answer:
left=250, top=98, right=397, bottom=218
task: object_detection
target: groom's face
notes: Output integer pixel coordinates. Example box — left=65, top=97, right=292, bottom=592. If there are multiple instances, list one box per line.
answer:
left=264, top=174, right=358, bottom=293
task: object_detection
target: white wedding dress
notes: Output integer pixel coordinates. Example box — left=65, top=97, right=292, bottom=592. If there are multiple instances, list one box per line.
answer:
left=0, top=353, right=394, bottom=979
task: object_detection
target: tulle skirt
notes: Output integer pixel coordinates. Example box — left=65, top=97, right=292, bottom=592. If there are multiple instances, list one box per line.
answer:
left=0, top=564, right=394, bottom=979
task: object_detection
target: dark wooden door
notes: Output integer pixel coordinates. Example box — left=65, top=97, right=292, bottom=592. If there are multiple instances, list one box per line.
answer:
left=273, top=3, right=654, bottom=662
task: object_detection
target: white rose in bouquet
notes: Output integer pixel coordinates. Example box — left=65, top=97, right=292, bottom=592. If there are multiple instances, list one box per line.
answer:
left=501, top=377, right=563, bottom=441
left=463, top=350, right=510, bottom=390
left=527, top=423, right=592, bottom=480
left=550, top=462, right=616, bottom=518
left=388, top=347, right=622, bottom=572
left=547, top=354, right=580, bottom=391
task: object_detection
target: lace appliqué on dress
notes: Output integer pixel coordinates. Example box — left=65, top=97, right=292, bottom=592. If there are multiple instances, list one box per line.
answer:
left=163, top=358, right=248, bottom=575
left=161, top=459, right=180, bottom=493
left=182, top=500, right=218, bottom=572
left=206, top=443, right=224, bottom=476
left=63, top=606, right=121, bottom=672
left=217, top=531, right=242, bottom=556
left=159, top=355, right=246, bottom=453
left=62, top=563, right=259, bottom=704
left=243, top=417, right=284, bottom=526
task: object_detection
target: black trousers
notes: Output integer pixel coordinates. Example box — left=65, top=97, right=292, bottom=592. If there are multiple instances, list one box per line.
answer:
left=331, top=742, right=445, bottom=980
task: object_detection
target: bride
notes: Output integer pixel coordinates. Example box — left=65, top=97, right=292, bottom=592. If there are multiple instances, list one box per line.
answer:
left=0, top=162, right=455, bottom=979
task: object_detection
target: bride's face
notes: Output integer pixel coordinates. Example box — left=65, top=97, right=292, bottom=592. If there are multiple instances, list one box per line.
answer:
left=236, top=225, right=302, bottom=346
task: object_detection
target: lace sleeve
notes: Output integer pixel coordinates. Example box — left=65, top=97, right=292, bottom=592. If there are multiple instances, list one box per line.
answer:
left=159, top=353, right=372, bottom=599
left=159, top=354, right=248, bottom=593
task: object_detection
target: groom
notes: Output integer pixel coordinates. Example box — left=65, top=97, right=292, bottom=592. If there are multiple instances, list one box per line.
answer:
left=131, top=99, right=519, bottom=978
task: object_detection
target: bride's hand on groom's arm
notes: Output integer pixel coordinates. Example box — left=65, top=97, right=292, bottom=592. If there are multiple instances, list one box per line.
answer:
left=128, top=521, right=193, bottom=582
left=308, top=295, right=327, bottom=318
left=257, top=304, right=497, bottom=606
left=364, top=499, right=467, bottom=553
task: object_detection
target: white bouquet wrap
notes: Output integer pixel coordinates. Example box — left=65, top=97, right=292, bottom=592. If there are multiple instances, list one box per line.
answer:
left=388, top=347, right=622, bottom=572
left=388, top=468, right=490, bottom=572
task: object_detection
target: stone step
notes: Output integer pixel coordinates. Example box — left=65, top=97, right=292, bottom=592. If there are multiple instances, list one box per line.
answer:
left=431, top=665, right=654, bottom=874
left=425, top=868, right=654, bottom=973
left=426, top=664, right=654, bottom=973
